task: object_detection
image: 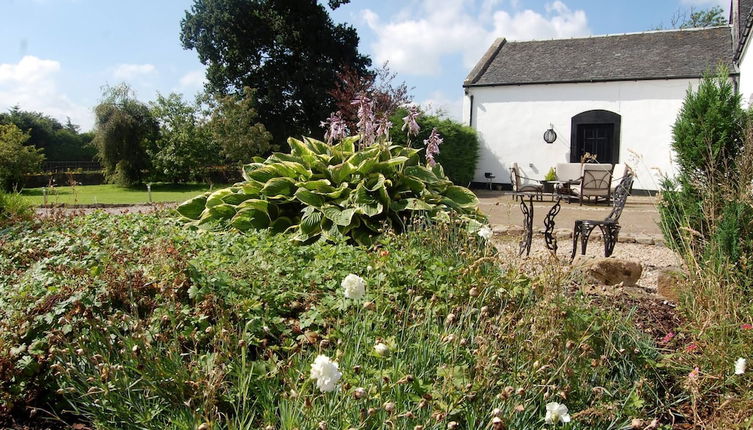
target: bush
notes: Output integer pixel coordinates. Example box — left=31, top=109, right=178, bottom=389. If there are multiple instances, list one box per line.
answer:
left=0, top=124, right=44, bottom=191
left=390, top=108, right=480, bottom=186
left=0, top=191, right=33, bottom=224
left=177, top=136, right=485, bottom=245
left=660, top=67, right=746, bottom=252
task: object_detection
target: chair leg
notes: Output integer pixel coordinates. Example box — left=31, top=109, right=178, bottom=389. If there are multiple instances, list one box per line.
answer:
left=601, top=224, right=621, bottom=257
left=571, top=222, right=581, bottom=261
left=580, top=224, right=596, bottom=256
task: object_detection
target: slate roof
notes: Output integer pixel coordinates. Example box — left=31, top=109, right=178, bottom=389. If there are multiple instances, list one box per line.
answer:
left=735, top=0, right=753, bottom=59
left=465, top=27, right=735, bottom=87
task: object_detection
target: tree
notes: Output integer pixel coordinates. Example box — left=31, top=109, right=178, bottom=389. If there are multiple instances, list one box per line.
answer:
left=0, top=107, right=95, bottom=162
left=204, top=87, right=273, bottom=164
left=0, top=124, right=44, bottom=191
left=678, top=6, right=727, bottom=28
left=659, top=67, right=746, bottom=252
left=149, top=93, right=220, bottom=182
left=329, top=63, right=412, bottom=133
left=180, top=0, right=371, bottom=147
left=92, top=84, right=158, bottom=186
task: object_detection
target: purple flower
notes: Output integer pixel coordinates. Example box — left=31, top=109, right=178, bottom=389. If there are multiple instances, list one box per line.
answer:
left=424, top=127, right=443, bottom=167
left=352, top=94, right=377, bottom=147
left=376, top=116, right=392, bottom=140
left=321, top=111, right=348, bottom=144
left=402, top=106, right=420, bottom=138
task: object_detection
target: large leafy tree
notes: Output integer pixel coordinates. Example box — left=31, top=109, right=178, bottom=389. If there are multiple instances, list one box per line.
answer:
left=203, top=86, right=273, bottom=164
left=0, top=124, right=44, bottom=191
left=180, top=0, right=371, bottom=147
left=149, top=93, right=220, bottom=182
left=0, top=107, right=95, bottom=162
left=93, top=84, right=158, bottom=186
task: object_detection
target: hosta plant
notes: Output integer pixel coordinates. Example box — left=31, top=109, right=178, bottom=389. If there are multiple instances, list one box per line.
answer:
left=177, top=136, right=484, bottom=245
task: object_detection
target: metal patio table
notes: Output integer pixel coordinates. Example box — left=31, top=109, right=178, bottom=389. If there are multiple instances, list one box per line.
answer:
left=513, top=191, right=568, bottom=256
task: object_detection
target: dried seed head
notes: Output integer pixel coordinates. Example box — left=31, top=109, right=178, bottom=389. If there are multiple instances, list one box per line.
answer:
left=492, top=417, right=504, bottom=429
left=445, top=313, right=456, bottom=325
left=318, top=421, right=327, bottom=430
left=515, top=387, right=525, bottom=396
left=491, top=408, right=502, bottom=417
left=353, top=387, right=366, bottom=399
left=469, top=287, right=479, bottom=297
left=447, top=422, right=459, bottom=429
left=363, top=301, right=376, bottom=311
left=383, top=402, right=396, bottom=413
left=414, top=426, right=425, bottom=430
left=197, top=423, right=210, bottom=430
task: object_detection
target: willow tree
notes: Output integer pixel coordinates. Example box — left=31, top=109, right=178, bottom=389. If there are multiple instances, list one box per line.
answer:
left=93, top=84, right=157, bottom=186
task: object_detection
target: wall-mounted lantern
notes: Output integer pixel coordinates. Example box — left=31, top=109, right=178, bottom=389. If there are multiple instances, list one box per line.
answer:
left=543, top=124, right=557, bottom=144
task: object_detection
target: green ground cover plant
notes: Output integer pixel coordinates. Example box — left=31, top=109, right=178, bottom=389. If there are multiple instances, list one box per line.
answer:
left=20, top=183, right=227, bottom=206
left=0, top=211, right=669, bottom=429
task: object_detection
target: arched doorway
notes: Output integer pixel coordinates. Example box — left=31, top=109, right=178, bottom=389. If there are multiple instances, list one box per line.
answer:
left=570, top=110, right=621, bottom=164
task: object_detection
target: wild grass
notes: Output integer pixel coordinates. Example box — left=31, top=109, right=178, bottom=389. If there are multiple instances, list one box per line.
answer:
left=0, top=212, right=669, bottom=429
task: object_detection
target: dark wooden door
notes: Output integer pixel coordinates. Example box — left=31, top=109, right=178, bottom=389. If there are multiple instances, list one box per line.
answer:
left=574, top=123, right=615, bottom=164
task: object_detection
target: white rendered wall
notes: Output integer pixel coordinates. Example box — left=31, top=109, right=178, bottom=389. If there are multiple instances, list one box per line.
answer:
left=739, top=38, right=753, bottom=108
left=465, top=79, right=700, bottom=191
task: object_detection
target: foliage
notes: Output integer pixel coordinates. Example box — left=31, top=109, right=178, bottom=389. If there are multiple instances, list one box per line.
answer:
left=389, top=108, right=480, bottom=186
left=0, top=191, right=33, bottom=224
left=180, top=0, right=371, bottom=148
left=678, top=6, right=727, bottom=29
left=329, top=63, right=412, bottom=132
left=177, top=136, right=484, bottom=245
left=544, top=167, right=556, bottom=182
left=92, top=84, right=158, bottom=186
left=0, top=212, right=667, bottom=428
left=0, top=124, right=45, bottom=191
left=203, top=87, right=274, bottom=164
left=660, top=67, right=746, bottom=251
left=0, top=107, right=95, bottom=162
left=149, top=93, right=220, bottom=182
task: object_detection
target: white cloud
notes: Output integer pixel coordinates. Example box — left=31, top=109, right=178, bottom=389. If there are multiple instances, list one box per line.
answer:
left=0, top=55, right=92, bottom=130
left=112, top=63, right=157, bottom=80
left=178, top=69, right=206, bottom=92
left=361, top=0, right=590, bottom=76
left=420, top=91, right=464, bottom=121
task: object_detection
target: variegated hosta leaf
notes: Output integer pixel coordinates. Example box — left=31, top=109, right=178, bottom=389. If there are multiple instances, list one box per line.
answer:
left=177, top=135, right=486, bottom=244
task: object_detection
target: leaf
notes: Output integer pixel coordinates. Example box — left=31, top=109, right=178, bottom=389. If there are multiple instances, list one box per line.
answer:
left=443, top=185, right=479, bottom=209
left=295, top=188, right=326, bottom=207
left=322, top=206, right=356, bottom=226
left=269, top=216, right=293, bottom=233
left=300, top=210, right=323, bottom=235
left=246, top=165, right=280, bottom=183
left=328, top=161, right=356, bottom=184
left=297, top=179, right=334, bottom=192
left=207, top=203, right=237, bottom=219
left=206, top=188, right=236, bottom=207
left=404, top=165, right=441, bottom=183
left=222, top=192, right=253, bottom=205
left=236, top=199, right=269, bottom=213
left=261, top=177, right=296, bottom=199
left=399, top=198, right=434, bottom=211
left=231, top=209, right=271, bottom=231
left=176, top=194, right=208, bottom=220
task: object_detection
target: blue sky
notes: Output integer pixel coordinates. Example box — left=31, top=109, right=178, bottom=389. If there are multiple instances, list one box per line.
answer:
left=0, top=0, right=729, bottom=131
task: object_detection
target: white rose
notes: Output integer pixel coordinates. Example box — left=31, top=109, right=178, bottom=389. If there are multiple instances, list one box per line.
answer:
left=736, top=357, right=747, bottom=375
left=544, top=402, right=571, bottom=425
left=342, top=274, right=366, bottom=300
left=478, top=225, right=493, bottom=240
left=310, top=355, right=342, bottom=393
left=374, top=342, right=389, bottom=356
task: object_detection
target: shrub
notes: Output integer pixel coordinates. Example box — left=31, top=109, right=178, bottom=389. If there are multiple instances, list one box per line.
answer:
left=390, top=108, right=480, bottom=186
left=177, top=136, right=485, bottom=245
left=0, top=191, right=33, bottom=224
left=0, top=124, right=44, bottom=191
left=660, top=67, right=746, bottom=252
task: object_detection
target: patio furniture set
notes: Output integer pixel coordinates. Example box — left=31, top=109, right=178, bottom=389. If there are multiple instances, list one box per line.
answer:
left=508, top=162, right=635, bottom=259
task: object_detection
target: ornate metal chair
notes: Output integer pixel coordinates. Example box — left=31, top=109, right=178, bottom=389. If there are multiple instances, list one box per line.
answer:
left=510, top=163, right=543, bottom=201
left=570, top=174, right=634, bottom=260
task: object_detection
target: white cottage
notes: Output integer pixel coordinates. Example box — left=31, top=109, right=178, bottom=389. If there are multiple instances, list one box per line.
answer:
left=464, top=0, right=753, bottom=192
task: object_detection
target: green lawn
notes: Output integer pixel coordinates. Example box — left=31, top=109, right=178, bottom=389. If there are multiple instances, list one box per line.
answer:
left=20, top=183, right=228, bottom=206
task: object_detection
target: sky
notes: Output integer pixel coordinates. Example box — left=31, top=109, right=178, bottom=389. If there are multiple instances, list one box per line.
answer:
left=0, top=0, right=730, bottom=132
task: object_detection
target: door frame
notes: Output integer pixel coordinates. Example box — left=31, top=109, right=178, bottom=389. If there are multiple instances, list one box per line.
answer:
left=570, top=110, right=621, bottom=163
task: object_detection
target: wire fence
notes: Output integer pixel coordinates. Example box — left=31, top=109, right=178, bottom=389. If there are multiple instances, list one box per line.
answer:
left=43, top=161, right=101, bottom=172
